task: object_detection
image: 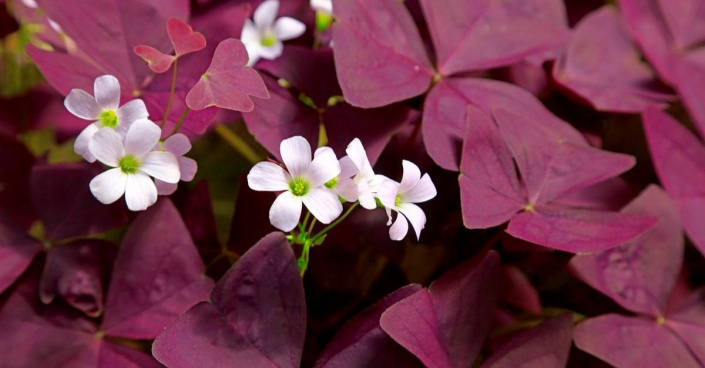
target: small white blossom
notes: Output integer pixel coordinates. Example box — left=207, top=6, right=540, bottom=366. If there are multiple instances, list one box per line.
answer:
left=154, top=134, right=198, bottom=195
left=241, top=0, right=306, bottom=66
left=247, top=136, right=342, bottom=232
left=311, top=0, right=332, bottom=14
left=65, top=75, right=148, bottom=162
left=88, top=119, right=180, bottom=211
left=346, top=138, right=386, bottom=210
left=378, top=161, right=437, bottom=241
left=316, top=147, right=358, bottom=202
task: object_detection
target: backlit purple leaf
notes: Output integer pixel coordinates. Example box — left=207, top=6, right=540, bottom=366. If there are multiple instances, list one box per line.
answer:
left=570, top=185, right=682, bottom=316
left=0, top=212, right=42, bottom=294
left=134, top=45, right=175, bottom=74
left=481, top=314, right=573, bottom=368
left=553, top=6, right=673, bottom=113
left=152, top=232, right=305, bottom=368
left=167, top=17, right=207, bottom=57
left=331, top=0, right=434, bottom=108
left=101, top=199, right=214, bottom=340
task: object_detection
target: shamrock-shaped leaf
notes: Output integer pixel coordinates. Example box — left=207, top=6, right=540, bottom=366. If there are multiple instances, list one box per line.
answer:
left=0, top=211, right=42, bottom=294
left=134, top=45, right=176, bottom=74
left=152, top=232, right=306, bottom=368
left=185, top=38, right=270, bottom=112
left=134, top=18, right=207, bottom=74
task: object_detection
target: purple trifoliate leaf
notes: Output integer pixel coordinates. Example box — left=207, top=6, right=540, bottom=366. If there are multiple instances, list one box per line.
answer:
left=101, top=199, right=214, bottom=340
left=0, top=133, right=35, bottom=227
left=672, top=52, right=705, bottom=138
left=498, top=266, right=542, bottom=315
left=152, top=232, right=306, bottom=368
left=0, top=212, right=42, bottom=294
left=666, top=289, right=705, bottom=365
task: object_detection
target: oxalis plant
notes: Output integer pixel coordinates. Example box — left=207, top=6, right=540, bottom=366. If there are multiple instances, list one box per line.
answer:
left=2, top=0, right=705, bottom=367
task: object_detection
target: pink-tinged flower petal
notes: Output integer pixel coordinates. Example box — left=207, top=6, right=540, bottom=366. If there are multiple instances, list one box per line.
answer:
left=90, top=168, right=127, bottom=205
left=248, top=162, right=290, bottom=192
left=345, top=138, right=372, bottom=175
left=335, top=178, right=358, bottom=203
left=254, top=0, right=279, bottom=28
left=185, top=39, right=270, bottom=112
left=155, top=179, right=178, bottom=196
left=404, top=174, right=437, bottom=203
left=241, top=19, right=259, bottom=44
left=311, top=0, right=333, bottom=14
left=507, top=206, right=657, bottom=254
left=302, top=188, right=343, bottom=224
left=388, top=213, right=409, bottom=241
left=115, top=99, right=149, bottom=136
left=338, top=156, right=358, bottom=178
left=74, top=123, right=100, bottom=162
left=178, top=156, right=197, bottom=182
left=256, top=40, right=285, bottom=60
left=93, top=75, right=121, bottom=111
left=245, top=44, right=264, bottom=66
left=331, top=0, right=434, bottom=108
left=399, top=203, right=426, bottom=240
left=167, top=18, right=206, bottom=57
left=270, top=192, right=303, bottom=231
left=141, top=151, right=180, bottom=184
left=356, top=179, right=377, bottom=210
left=280, top=136, right=312, bottom=178
left=134, top=45, right=175, bottom=73
left=89, top=128, right=124, bottom=167
left=377, top=179, right=399, bottom=210
left=125, top=172, right=158, bottom=211
left=574, top=314, right=701, bottom=368
left=162, top=134, right=192, bottom=156
left=124, top=119, right=161, bottom=156
left=64, top=89, right=100, bottom=120
left=309, top=147, right=341, bottom=187
left=275, top=17, right=305, bottom=41
left=552, top=6, right=673, bottom=113
left=398, top=160, right=421, bottom=194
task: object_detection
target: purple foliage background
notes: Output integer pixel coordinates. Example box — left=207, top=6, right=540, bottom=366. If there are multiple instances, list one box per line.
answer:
left=1, top=0, right=705, bottom=367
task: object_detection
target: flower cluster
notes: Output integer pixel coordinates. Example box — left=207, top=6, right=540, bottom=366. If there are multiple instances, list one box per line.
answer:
left=247, top=136, right=437, bottom=241
left=65, top=75, right=196, bottom=211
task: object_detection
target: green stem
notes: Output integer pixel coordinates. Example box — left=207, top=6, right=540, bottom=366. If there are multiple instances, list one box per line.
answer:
left=301, top=211, right=311, bottom=232
left=161, top=58, right=178, bottom=128
left=170, top=106, right=190, bottom=136
left=307, top=217, right=317, bottom=236
left=213, top=124, right=262, bottom=164
left=310, top=202, right=359, bottom=243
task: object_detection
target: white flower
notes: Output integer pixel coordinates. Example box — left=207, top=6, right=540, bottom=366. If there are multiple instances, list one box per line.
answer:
left=346, top=138, right=385, bottom=210
left=241, top=0, right=306, bottom=66
left=65, top=75, right=149, bottom=162
left=311, top=0, right=332, bottom=14
left=88, top=119, right=180, bottom=211
left=247, top=136, right=342, bottom=232
left=316, top=147, right=358, bottom=202
left=154, top=134, right=198, bottom=195
left=377, top=161, right=437, bottom=241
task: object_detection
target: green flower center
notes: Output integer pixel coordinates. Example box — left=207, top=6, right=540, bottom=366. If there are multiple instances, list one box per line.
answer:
left=324, top=177, right=338, bottom=189
left=99, top=110, right=118, bottom=129
left=395, top=194, right=402, bottom=207
left=260, top=32, right=277, bottom=47
left=315, top=11, right=333, bottom=33
left=118, top=154, right=140, bottom=174
left=289, top=177, right=310, bottom=197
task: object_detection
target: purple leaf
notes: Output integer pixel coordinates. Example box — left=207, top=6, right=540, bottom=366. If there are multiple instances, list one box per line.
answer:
left=185, top=38, right=270, bottom=112
left=181, top=181, right=222, bottom=266
left=134, top=45, right=175, bottom=74
left=0, top=134, right=35, bottom=227
left=152, top=232, right=306, bottom=368
left=419, top=0, right=569, bottom=75
left=574, top=314, right=701, bottom=368
left=552, top=6, right=673, bottom=113
left=642, top=107, right=705, bottom=256
left=315, top=285, right=424, bottom=368
left=381, top=251, right=500, bottom=368
left=672, top=53, right=705, bottom=138
left=30, top=163, right=128, bottom=242
left=101, top=199, right=214, bottom=340
left=331, top=0, right=434, bottom=108
left=481, top=314, right=574, bottom=368
left=570, top=185, right=682, bottom=316
left=667, top=290, right=705, bottom=365
left=167, top=17, right=207, bottom=57
left=39, top=240, right=117, bottom=317
left=498, top=266, right=542, bottom=315
left=0, top=212, right=42, bottom=294
left=227, top=174, right=279, bottom=255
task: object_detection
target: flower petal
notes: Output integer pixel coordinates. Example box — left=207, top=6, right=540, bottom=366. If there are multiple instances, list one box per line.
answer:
left=275, top=17, right=306, bottom=40
left=269, top=191, right=303, bottom=231
left=302, top=188, right=343, bottom=224
left=89, top=168, right=127, bottom=205
left=389, top=213, right=409, bottom=241
left=335, top=178, right=358, bottom=202
left=162, top=134, right=192, bottom=156
left=254, top=0, right=279, bottom=29
left=346, top=138, right=374, bottom=178
left=140, top=151, right=180, bottom=183
left=64, top=89, right=100, bottom=120
left=309, top=147, right=341, bottom=187
left=241, top=19, right=260, bottom=44
left=155, top=179, right=178, bottom=196
left=124, top=119, right=161, bottom=156
left=339, top=155, right=358, bottom=178
left=94, top=75, right=121, bottom=110
left=178, top=157, right=197, bottom=182
left=404, top=174, right=437, bottom=203
left=280, top=136, right=312, bottom=177
left=89, top=127, right=124, bottom=167
left=245, top=44, right=263, bottom=66
left=311, top=0, right=333, bottom=14
left=248, top=161, right=290, bottom=191
left=398, top=160, right=421, bottom=193
left=74, top=123, right=100, bottom=162
left=399, top=203, right=426, bottom=240
left=257, top=40, right=284, bottom=60
left=125, top=172, right=158, bottom=211
left=377, top=179, right=399, bottom=210
left=356, top=179, right=376, bottom=210
left=116, top=99, right=149, bottom=136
